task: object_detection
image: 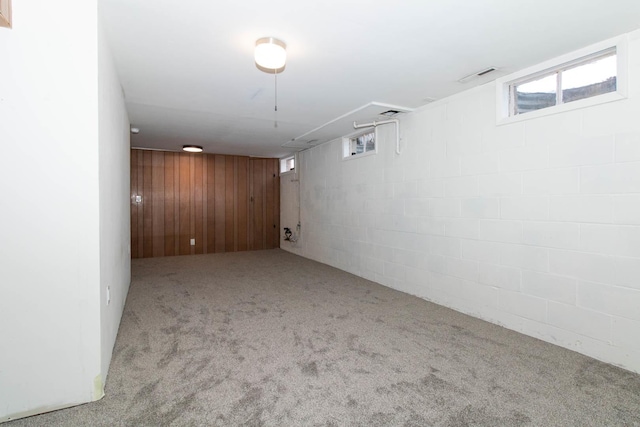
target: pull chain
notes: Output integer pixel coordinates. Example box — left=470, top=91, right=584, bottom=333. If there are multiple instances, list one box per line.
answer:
left=274, top=69, right=278, bottom=128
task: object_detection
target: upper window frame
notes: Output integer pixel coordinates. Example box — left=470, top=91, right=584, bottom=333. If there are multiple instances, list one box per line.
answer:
left=496, top=35, right=628, bottom=125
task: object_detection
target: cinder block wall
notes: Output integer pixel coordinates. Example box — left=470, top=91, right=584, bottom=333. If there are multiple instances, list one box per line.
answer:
left=281, top=29, right=640, bottom=373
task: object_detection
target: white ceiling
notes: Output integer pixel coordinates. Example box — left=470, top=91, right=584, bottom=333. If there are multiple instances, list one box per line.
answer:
left=99, top=0, right=640, bottom=158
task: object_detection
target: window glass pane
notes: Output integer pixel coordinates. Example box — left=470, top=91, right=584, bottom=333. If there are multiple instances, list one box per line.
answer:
left=349, top=131, right=375, bottom=155
left=514, top=73, right=557, bottom=115
left=363, top=132, right=375, bottom=152
left=352, top=138, right=364, bottom=155
left=562, top=54, right=616, bottom=103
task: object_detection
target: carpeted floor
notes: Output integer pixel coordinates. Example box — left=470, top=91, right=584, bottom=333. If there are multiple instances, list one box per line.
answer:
left=8, top=249, right=640, bottom=426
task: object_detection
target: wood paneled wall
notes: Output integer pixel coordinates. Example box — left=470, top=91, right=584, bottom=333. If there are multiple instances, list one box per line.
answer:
left=130, top=149, right=280, bottom=258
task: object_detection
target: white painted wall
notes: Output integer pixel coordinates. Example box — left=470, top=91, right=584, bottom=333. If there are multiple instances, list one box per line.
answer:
left=282, top=29, right=640, bottom=373
left=0, top=0, right=129, bottom=422
left=280, top=167, right=301, bottom=245
left=98, top=17, right=131, bottom=386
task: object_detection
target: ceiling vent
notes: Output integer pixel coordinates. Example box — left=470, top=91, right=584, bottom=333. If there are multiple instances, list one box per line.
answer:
left=379, top=110, right=401, bottom=117
left=458, top=67, right=498, bottom=83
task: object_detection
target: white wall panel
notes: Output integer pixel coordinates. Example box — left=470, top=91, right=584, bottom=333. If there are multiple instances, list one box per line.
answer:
left=281, top=29, right=640, bottom=373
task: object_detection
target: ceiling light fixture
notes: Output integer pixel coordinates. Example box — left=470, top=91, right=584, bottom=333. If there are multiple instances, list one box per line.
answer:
left=255, top=37, right=286, bottom=73
left=182, top=145, right=203, bottom=153
left=255, top=37, right=287, bottom=129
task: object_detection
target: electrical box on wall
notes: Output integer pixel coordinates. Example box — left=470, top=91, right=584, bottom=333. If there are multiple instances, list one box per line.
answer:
left=0, top=0, right=12, bottom=28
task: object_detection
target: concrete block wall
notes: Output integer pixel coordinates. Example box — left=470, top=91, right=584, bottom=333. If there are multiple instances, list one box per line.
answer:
left=281, top=29, right=640, bottom=373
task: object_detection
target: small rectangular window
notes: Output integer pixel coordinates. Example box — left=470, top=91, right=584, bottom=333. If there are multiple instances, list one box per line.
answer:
left=496, top=35, right=627, bottom=124
left=343, top=130, right=376, bottom=159
left=510, top=49, right=616, bottom=116
left=280, top=156, right=295, bottom=173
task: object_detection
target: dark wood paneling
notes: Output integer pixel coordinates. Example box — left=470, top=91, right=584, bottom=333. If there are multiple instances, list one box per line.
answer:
left=142, top=151, right=153, bottom=258
left=130, top=150, right=139, bottom=257
left=173, top=154, right=180, bottom=255
left=225, top=156, right=235, bottom=252
left=179, top=154, right=191, bottom=255
left=194, top=155, right=203, bottom=254
left=251, top=159, right=265, bottom=250
left=202, top=157, right=208, bottom=254
left=136, top=151, right=144, bottom=258
left=189, top=156, right=195, bottom=255
left=214, top=155, right=226, bottom=253
left=237, top=157, right=249, bottom=252
left=130, top=150, right=279, bottom=258
left=164, top=153, right=175, bottom=256
left=206, top=155, right=215, bottom=253
left=151, top=152, right=165, bottom=257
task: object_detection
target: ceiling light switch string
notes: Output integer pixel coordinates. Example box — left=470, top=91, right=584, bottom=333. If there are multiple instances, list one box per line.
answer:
left=274, top=68, right=278, bottom=128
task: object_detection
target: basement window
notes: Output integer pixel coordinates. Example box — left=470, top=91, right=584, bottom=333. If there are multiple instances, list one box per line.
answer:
left=342, top=130, right=376, bottom=159
left=512, top=49, right=616, bottom=115
left=280, top=156, right=295, bottom=174
left=496, top=35, right=627, bottom=124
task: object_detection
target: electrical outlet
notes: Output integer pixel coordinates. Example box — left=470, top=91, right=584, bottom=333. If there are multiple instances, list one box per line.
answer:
left=106, top=286, right=111, bottom=305
left=190, top=238, right=196, bottom=246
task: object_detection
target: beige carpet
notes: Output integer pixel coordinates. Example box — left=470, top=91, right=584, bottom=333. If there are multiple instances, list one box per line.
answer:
left=8, top=249, right=640, bottom=426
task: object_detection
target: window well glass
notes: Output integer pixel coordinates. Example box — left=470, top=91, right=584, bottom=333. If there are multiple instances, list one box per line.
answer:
left=514, top=73, right=557, bottom=115
left=562, top=53, right=616, bottom=104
